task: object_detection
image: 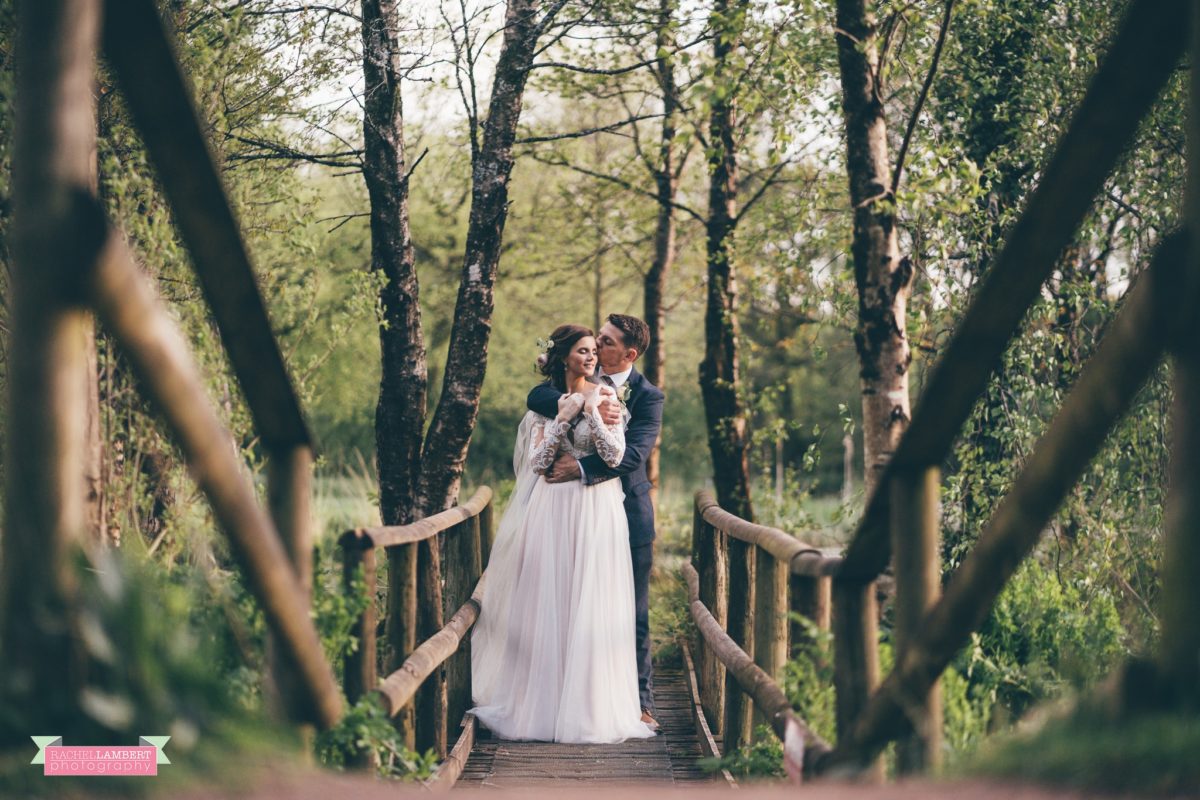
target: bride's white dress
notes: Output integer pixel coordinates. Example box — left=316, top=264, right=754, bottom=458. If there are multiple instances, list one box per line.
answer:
left=470, top=403, right=655, bottom=743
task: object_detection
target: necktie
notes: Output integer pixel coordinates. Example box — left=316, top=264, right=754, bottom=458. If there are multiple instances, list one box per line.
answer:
left=600, top=374, right=616, bottom=389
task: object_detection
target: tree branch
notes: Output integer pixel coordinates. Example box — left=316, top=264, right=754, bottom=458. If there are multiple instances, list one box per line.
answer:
left=735, top=159, right=794, bottom=222
left=516, top=113, right=663, bottom=144
left=529, top=151, right=705, bottom=222
left=891, top=0, right=955, bottom=193
left=223, top=132, right=363, bottom=169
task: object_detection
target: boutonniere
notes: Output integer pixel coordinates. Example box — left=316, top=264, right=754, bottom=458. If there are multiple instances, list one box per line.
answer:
left=616, top=382, right=632, bottom=407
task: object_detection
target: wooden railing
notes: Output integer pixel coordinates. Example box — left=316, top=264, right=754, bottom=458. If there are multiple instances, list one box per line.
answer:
left=338, top=486, right=493, bottom=787
left=686, top=0, right=1199, bottom=783
left=4, top=0, right=347, bottom=732
left=686, top=490, right=839, bottom=782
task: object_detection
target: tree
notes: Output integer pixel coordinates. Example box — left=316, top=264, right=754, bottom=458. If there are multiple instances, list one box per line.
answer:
left=832, top=0, right=916, bottom=498
left=699, top=0, right=754, bottom=520
left=362, top=0, right=571, bottom=754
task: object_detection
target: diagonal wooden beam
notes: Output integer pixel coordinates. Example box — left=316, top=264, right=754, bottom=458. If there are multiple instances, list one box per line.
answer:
left=838, top=0, right=1188, bottom=582
left=99, top=0, right=310, bottom=450
left=821, top=232, right=1186, bottom=770
left=82, top=196, right=342, bottom=729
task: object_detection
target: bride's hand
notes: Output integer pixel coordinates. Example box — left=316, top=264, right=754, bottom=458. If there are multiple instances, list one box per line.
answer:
left=556, top=392, right=584, bottom=422
left=587, top=385, right=615, bottom=415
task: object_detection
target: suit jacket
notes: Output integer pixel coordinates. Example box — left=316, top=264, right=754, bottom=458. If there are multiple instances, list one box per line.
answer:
left=527, top=369, right=663, bottom=545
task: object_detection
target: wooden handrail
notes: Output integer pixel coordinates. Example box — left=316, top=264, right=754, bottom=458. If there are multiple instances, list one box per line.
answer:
left=377, top=575, right=485, bottom=718
left=695, top=490, right=842, bottom=577
left=683, top=562, right=830, bottom=780
left=341, top=487, right=491, bottom=761
left=340, top=486, right=494, bottom=549
left=88, top=206, right=343, bottom=729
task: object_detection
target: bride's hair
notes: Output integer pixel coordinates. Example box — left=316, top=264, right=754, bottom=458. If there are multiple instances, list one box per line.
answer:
left=538, top=323, right=594, bottom=391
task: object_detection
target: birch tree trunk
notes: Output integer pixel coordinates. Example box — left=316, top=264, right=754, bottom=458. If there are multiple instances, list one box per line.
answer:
left=834, top=0, right=913, bottom=499
left=699, top=0, right=754, bottom=522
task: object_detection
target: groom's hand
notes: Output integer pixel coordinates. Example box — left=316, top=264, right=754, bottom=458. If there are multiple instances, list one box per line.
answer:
left=598, top=395, right=622, bottom=426
left=544, top=453, right=582, bottom=483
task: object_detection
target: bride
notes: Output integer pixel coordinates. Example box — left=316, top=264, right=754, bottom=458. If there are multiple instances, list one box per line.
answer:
left=470, top=323, right=655, bottom=744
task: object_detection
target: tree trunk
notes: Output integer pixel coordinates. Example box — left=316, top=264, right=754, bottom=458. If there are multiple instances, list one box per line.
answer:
left=643, top=0, right=679, bottom=509
left=699, top=0, right=754, bottom=522
left=361, top=0, right=553, bottom=753
left=834, top=0, right=913, bottom=499
left=1159, top=5, right=1200, bottom=700
left=362, top=0, right=426, bottom=530
left=361, top=0, right=426, bottom=747
left=416, top=0, right=545, bottom=514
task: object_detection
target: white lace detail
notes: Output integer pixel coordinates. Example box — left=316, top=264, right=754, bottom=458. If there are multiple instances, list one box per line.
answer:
left=528, top=418, right=571, bottom=474
left=586, top=408, right=625, bottom=468
left=526, top=409, right=626, bottom=473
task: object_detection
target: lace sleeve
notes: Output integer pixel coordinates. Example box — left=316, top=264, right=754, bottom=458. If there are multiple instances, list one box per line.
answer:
left=587, top=407, right=625, bottom=468
left=528, top=415, right=570, bottom=474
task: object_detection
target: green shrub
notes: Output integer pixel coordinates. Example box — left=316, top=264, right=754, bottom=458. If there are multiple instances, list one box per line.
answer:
left=314, top=694, right=437, bottom=780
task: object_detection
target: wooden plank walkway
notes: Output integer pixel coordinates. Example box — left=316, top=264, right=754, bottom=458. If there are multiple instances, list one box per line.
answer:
left=458, top=660, right=719, bottom=787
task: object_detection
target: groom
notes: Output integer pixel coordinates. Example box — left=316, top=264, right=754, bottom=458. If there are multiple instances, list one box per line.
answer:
left=527, top=313, right=664, bottom=731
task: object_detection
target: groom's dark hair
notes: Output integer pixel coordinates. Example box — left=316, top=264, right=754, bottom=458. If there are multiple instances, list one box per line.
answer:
left=606, top=313, right=650, bottom=360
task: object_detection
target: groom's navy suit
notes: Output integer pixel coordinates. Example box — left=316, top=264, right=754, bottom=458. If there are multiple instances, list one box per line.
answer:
left=528, top=368, right=664, bottom=714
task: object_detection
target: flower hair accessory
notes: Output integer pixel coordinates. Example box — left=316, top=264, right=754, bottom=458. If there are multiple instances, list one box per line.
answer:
left=535, top=336, right=554, bottom=368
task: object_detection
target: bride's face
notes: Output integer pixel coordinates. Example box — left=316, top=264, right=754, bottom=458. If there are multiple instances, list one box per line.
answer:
left=563, top=336, right=598, bottom=378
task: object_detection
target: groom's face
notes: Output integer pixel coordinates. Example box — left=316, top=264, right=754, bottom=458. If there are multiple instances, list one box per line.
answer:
left=597, top=322, right=633, bottom=372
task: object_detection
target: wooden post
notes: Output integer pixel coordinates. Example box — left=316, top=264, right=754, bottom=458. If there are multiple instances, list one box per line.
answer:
left=88, top=230, right=343, bottom=729
left=832, top=579, right=882, bottom=779
left=789, top=573, right=831, bottom=653
left=478, top=497, right=494, bottom=568
left=0, top=0, right=101, bottom=744
left=415, top=532, right=448, bottom=757
left=753, top=548, right=787, bottom=736
left=891, top=466, right=943, bottom=773
left=342, top=543, right=377, bottom=708
left=694, top=499, right=728, bottom=738
left=386, top=542, right=418, bottom=748
left=267, top=445, right=317, bottom=724
left=723, top=534, right=755, bottom=753
left=444, top=517, right=482, bottom=744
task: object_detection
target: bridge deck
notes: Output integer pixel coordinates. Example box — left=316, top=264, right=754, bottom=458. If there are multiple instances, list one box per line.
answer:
left=457, top=660, right=719, bottom=788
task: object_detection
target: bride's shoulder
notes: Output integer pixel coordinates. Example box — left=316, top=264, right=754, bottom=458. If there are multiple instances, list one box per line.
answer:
left=522, top=409, right=553, bottom=425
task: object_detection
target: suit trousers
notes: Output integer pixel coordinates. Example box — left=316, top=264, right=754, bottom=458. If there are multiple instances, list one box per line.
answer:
left=631, top=540, right=655, bottom=714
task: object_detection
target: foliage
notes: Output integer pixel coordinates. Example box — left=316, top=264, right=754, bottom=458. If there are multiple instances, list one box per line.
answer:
left=953, top=559, right=1126, bottom=728
left=0, top=546, right=300, bottom=797
left=964, top=705, right=1200, bottom=794
left=698, top=726, right=785, bottom=779
left=314, top=694, right=438, bottom=780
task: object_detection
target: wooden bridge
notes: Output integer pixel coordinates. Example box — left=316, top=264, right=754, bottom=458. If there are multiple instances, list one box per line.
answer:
left=6, top=0, right=1200, bottom=793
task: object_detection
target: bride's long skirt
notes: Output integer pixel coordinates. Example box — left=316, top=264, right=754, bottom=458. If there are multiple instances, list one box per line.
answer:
left=470, top=477, right=654, bottom=743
